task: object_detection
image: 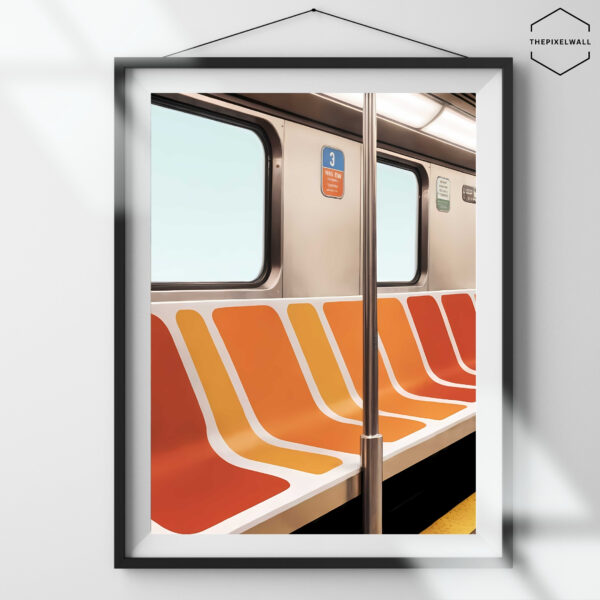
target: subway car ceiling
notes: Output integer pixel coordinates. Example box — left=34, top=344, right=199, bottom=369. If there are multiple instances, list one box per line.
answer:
left=210, top=92, right=476, bottom=173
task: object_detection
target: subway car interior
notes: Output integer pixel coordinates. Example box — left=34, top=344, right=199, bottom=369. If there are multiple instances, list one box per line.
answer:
left=150, top=91, right=477, bottom=535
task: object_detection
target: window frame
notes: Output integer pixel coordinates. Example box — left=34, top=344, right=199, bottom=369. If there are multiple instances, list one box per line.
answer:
left=376, top=153, right=427, bottom=287
left=150, top=94, right=275, bottom=291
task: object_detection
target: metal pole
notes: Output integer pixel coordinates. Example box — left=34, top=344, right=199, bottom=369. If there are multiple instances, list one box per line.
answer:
left=361, top=93, right=383, bottom=534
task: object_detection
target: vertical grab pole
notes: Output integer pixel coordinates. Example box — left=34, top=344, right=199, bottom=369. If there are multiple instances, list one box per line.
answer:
left=361, top=93, right=383, bottom=534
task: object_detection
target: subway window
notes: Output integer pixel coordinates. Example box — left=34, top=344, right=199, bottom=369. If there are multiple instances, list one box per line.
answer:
left=376, top=161, right=420, bottom=284
left=151, top=103, right=268, bottom=285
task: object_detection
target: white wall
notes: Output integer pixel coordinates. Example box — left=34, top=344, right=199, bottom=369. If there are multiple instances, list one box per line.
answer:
left=1, top=1, right=599, bottom=598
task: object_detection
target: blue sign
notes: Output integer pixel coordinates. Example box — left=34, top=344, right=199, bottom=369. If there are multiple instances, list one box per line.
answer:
left=321, top=146, right=345, bottom=198
left=322, top=147, right=345, bottom=171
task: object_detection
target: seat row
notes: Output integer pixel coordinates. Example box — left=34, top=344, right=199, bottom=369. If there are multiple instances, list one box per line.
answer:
left=151, top=291, right=476, bottom=533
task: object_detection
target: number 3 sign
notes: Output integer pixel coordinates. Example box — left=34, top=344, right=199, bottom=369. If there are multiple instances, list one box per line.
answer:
left=321, top=146, right=345, bottom=199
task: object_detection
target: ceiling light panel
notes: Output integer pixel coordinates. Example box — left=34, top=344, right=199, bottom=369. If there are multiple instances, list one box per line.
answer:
left=375, top=93, right=441, bottom=129
left=320, top=92, right=364, bottom=107
left=319, top=93, right=476, bottom=151
left=421, top=107, right=477, bottom=151
left=321, top=93, right=441, bottom=129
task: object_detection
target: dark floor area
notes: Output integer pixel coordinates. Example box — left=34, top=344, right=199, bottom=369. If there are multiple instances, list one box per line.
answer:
left=293, top=432, right=475, bottom=534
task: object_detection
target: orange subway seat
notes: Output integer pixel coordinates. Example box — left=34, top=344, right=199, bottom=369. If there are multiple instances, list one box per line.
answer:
left=407, top=295, right=476, bottom=386
left=378, top=298, right=475, bottom=402
left=288, top=303, right=427, bottom=438
left=441, top=294, right=476, bottom=370
left=177, top=309, right=342, bottom=474
left=151, top=315, right=290, bottom=534
left=323, top=301, right=465, bottom=420
left=214, top=305, right=425, bottom=455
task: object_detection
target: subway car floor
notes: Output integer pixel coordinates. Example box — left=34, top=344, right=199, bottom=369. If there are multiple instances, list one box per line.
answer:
left=293, top=433, right=475, bottom=534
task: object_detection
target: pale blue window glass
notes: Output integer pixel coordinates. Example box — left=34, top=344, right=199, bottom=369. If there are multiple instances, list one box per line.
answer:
left=151, top=104, right=266, bottom=283
left=376, top=162, right=419, bottom=283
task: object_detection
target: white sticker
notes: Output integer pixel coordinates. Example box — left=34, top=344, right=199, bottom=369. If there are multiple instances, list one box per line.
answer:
left=436, top=177, right=450, bottom=212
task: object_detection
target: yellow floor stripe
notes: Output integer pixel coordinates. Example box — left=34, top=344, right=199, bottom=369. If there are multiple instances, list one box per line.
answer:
left=421, top=493, right=476, bottom=534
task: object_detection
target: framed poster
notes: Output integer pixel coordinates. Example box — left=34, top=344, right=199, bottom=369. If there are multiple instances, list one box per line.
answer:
left=114, top=57, right=512, bottom=567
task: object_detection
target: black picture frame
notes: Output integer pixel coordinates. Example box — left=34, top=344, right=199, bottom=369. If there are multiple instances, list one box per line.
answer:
left=115, top=56, right=513, bottom=568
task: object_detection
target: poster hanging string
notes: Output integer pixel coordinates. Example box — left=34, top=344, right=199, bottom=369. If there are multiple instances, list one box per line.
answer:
left=165, top=8, right=468, bottom=58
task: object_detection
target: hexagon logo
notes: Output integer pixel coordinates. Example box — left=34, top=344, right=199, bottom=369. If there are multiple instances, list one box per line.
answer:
left=530, top=8, right=591, bottom=75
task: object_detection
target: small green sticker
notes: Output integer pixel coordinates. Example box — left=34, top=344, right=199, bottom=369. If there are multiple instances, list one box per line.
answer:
left=436, top=176, right=450, bottom=212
